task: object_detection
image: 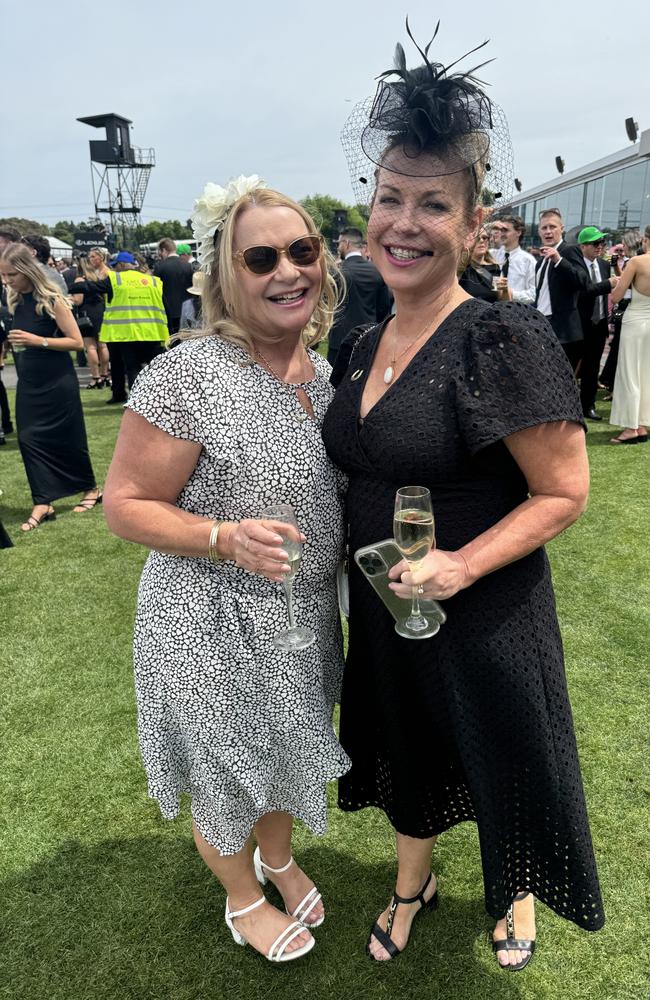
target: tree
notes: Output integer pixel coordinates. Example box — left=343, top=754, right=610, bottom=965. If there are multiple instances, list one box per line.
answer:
left=50, top=221, right=76, bottom=246
left=138, top=219, right=192, bottom=243
left=299, top=195, right=368, bottom=243
left=0, top=217, right=49, bottom=236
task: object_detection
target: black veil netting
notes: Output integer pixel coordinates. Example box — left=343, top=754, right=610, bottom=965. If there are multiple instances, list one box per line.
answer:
left=341, top=20, right=516, bottom=210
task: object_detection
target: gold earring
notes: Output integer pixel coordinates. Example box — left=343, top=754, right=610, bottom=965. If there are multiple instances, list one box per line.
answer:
left=459, top=247, right=471, bottom=270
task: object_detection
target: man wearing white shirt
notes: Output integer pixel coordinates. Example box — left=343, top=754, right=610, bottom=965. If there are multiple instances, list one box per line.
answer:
left=490, top=216, right=536, bottom=304
left=533, top=209, right=588, bottom=370
left=327, top=227, right=392, bottom=366
left=564, top=227, right=618, bottom=419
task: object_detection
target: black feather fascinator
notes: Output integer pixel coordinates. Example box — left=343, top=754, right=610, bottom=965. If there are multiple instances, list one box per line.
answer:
left=341, top=19, right=515, bottom=206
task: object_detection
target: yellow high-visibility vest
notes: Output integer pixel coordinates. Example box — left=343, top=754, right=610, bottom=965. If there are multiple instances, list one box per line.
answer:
left=100, top=269, right=168, bottom=343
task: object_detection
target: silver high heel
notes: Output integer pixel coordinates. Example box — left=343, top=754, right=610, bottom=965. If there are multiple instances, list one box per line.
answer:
left=253, top=845, right=324, bottom=928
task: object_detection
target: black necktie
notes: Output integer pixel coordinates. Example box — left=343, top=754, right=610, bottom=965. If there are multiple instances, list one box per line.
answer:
left=535, top=258, right=550, bottom=305
left=501, top=251, right=510, bottom=278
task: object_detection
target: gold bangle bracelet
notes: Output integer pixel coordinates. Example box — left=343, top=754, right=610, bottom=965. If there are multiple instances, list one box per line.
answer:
left=207, top=521, right=225, bottom=563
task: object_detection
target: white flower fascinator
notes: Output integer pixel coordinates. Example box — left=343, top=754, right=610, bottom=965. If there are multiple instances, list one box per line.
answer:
left=191, top=174, right=268, bottom=273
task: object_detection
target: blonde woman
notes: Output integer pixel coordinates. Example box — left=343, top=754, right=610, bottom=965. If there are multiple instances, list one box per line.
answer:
left=87, top=246, right=110, bottom=275
left=0, top=244, right=101, bottom=531
left=104, top=178, right=349, bottom=963
left=72, top=255, right=110, bottom=388
left=609, top=224, right=650, bottom=443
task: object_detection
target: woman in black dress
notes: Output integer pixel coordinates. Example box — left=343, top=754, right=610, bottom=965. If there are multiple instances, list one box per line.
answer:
left=0, top=244, right=100, bottom=531
left=72, top=254, right=109, bottom=389
left=459, top=226, right=502, bottom=302
left=323, top=27, right=603, bottom=970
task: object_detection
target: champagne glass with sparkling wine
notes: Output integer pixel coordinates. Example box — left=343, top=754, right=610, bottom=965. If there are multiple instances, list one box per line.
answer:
left=393, top=486, right=440, bottom=639
left=261, top=503, right=315, bottom=652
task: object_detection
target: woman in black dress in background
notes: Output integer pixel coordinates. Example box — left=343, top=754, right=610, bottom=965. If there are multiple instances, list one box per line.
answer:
left=72, top=254, right=109, bottom=389
left=323, top=26, right=603, bottom=970
left=0, top=244, right=100, bottom=532
left=459, top=226, right=502, bottom=302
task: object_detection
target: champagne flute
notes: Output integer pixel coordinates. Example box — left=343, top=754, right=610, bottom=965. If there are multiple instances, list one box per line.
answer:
left=393, top=486, right=440, bottom=639
left=260, top=503, right=315, bottom=652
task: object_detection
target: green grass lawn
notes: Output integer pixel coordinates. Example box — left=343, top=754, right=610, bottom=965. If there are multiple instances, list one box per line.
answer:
left=1, top=386, right=648, bottom=1000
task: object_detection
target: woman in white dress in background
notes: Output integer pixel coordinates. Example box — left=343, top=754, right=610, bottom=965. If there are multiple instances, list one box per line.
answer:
left=104, top=177, right=349, bottom=963
left=610, top=224, right=650, bottom=444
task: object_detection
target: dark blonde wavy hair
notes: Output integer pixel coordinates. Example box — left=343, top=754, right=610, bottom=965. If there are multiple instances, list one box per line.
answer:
left=181, top=187, right=342, bottom=353
left=0, top=243, right=73, bottom=317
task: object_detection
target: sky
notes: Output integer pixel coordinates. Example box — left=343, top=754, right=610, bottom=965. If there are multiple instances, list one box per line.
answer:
left=2, top=0, right=649, bottom=230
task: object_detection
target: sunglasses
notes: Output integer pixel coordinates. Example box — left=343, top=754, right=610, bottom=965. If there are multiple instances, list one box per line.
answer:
left=234, top=235, right=323, bottom=276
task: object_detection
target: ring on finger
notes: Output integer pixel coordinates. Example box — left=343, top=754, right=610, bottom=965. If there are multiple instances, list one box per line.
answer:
left=417, top=584, right=425, bottom=596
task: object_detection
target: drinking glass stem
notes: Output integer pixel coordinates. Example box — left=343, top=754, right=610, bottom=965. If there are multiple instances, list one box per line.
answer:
left=410, top=585, right=423, bottom=620
left=282, top=579, right=296, bottom=630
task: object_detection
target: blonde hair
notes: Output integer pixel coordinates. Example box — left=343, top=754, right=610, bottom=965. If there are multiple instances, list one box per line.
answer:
left=179, top=188, right=341, bottom=353
left=89, top=246, right=109, bottom=263
left=622, top=230, right=642, bottom=255
left=76, top=255, right=102, bottom=282
left=0, top=243, right=73, bottom=318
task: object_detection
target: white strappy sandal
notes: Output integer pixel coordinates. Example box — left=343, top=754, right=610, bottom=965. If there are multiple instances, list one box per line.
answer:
left=224, top=895, right=315, bottom=963
left=253, top=846, right=324, bottom=928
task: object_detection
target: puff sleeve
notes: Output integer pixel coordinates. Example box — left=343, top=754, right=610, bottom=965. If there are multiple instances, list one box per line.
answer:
left=126, top=342, right=205, bottom=444
left=454, top=302, right=585, bottom=455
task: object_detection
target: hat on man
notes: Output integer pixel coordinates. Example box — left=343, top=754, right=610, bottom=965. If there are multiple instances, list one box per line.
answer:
left=111, top=250, right=137, bottom=266
left=176, top=243, right=192, bottom=255
left=578, top=226, right=608, bottom=244
left=187, top=270, right=205, bottom=296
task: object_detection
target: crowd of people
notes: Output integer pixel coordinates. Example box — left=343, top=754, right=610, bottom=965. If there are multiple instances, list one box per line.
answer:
left=0, top=231, right=205, bottom=534
left=2, top=20, right=649, bottom=979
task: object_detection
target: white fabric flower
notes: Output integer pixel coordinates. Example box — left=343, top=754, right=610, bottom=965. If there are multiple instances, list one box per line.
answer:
left=191, top=175, right=267, bottom=273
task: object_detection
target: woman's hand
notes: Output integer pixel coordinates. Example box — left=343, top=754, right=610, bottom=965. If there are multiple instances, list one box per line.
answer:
left=220, top=519, right=306, bottom=583
left=388, top=549, right=471, bottom=601
left=7, top=329, right=41, bottom=348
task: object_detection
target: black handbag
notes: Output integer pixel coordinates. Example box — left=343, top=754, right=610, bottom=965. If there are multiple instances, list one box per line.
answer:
left=75, top=307, right=93, bottom=331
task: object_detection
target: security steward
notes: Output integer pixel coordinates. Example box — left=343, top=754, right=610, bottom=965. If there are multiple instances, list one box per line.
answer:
left=75, top=251, right=168, bottom=397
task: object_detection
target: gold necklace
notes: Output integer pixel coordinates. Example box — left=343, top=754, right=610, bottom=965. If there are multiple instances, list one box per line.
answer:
left=255, top=347, right=315, bottom=422
left=383, top=318, right=433, bottom=385
left=255, top=347, right=313, bottom=384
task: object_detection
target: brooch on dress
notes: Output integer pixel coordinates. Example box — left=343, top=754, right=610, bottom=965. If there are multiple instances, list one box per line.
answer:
left=350, top=369, right=364, bottom=381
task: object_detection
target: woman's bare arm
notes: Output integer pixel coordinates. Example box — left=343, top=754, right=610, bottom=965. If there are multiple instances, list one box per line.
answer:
left=104, top=410, right=297, bottom=580
left=390, top=421, right=589, bottom=599
left=611, top=256, right=636, bottom=304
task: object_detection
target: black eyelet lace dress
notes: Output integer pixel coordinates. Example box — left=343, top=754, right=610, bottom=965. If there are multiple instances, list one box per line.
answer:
left=322, top=299, right=604, bottom=930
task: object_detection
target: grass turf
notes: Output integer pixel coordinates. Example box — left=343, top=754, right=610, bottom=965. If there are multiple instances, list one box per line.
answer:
left=1, top=386, right=648, bottom=1000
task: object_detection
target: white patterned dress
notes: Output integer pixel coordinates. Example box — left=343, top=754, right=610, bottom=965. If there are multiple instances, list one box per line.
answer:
left=126, top=336, right=350, bottom=855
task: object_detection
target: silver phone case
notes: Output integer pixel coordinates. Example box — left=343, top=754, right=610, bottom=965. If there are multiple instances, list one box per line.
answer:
left=354, top=539, right=447, bottom=625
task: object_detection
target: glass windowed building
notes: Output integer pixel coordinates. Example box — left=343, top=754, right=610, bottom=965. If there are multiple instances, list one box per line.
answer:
left=512, top=129, right=650, bottom=244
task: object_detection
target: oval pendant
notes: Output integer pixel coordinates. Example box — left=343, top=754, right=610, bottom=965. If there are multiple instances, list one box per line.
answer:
left=383, top=366, right=394, bottom=385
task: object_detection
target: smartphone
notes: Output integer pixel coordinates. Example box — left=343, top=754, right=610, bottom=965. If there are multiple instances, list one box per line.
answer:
left=354, top=539, right=447, bottom=625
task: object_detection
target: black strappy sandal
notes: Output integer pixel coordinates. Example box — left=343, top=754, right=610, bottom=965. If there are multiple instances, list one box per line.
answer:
left=492, top=891, right=536, bottom=972
left=366, top=873, right=438, bottom=961
left=73, top=490, right=103, bottom=513
left=21, top=508, right=56, bottom=532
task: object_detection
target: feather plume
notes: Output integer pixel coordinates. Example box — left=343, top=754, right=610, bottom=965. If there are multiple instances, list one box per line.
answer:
left=371, top=17, right=495, bottom=155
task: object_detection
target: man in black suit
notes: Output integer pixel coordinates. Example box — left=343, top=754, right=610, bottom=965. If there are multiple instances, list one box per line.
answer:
left=154, top=238, right=194, bottom=335
left=534, top=209, right=589, bottom=371
left=327, top=227, right=392, bottom=367
left=563, top=227, right=619, bottom=420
